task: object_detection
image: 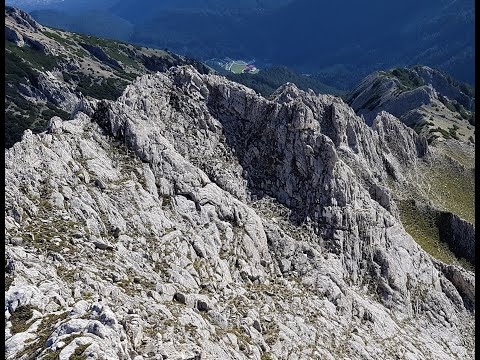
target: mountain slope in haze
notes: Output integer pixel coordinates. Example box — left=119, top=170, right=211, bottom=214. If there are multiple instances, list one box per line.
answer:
left=21, top=0, right=475, bottom=89
left=111, top=0, right=293, bottom=23
left=22, top=9, right=134, bottom=40
left=6, top=0, right=116, bottom=11
left=5, top=64, right=475, bottom=360
left=261, top=0, right=474, bottom=88
left=9, top=0, right=291, bottom=12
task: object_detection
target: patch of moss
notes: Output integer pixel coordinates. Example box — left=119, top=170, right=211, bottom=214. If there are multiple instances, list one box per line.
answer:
left=413, top=120, right=427, bottom=134
left=389, top=67, right=424, bottom=90
left=449, top=128, right=460, bottom=140
left=5, top=47, right=39, bottom=86
left=75, top=73, right=128, bottom=100
left=22, top=216, right=80, bottom=253
left=263, top=321, right=280, bottom=346
left=43, top=30, right=69, bottom=45
left=17, top=311, right=69, bottom=358
left=4, top=44, right=72, bottom=147
left=427, top=134, right=440, bottom=144
left=397, top=200, right=456, bottom=265
left=70, top=343, right=91, bottom=360
left=41, top=348, right=62, bottom=360
left=5, top=275, right=14, bottom=291
left=16, top=344, right=42, bottom=360
left=425, top=165, right=475, bottom=225
left=41, top=105, right=69, bottom=121
left=6, top=41, right=60, bottom=71
left=36, top=334, right=84, bottom=360
left=398, top=198, right=473, bottom=272
left=438, top=94, right=457, bottom=112
left=162, top=195, right=172, bottom=208
left=431, top=127, right=451, bottom=139
left=261, top=353, right=274, bottom=360
left=117, top=278, right=136, bottom=295
left=11, top=305, right=36, bottom=333
left=115, top=70, right=139, bottom=81
left=230, top=326, right=252, bottom=348
left=57, top=267, right=76, bottom=283
left=103, top=45, right=138, bottom=68
left=42, top=334, right=86, bottom=360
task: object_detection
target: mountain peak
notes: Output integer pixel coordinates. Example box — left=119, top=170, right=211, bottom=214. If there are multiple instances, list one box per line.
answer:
left=5, top=5, right=43, bottom=31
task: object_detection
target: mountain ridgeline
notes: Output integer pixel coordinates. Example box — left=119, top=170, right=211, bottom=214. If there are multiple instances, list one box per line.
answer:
left=347, top=64, right=475, bottom=272
left=5, top=66, right=475, bottom=360
left=226, top=66, right=343, bottom=97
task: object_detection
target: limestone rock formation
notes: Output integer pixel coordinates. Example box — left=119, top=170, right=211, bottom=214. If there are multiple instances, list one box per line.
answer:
left=438, top=212, right=476, bottom=266
left=5, top=66, right=475, bottom=359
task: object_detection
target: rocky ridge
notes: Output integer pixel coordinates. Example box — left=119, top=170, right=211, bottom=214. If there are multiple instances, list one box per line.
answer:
left=5, top=65, right=475, bottom=359
left=346, top=66, right=475, bottom=142
left=347, top=66, right=475, bottom=269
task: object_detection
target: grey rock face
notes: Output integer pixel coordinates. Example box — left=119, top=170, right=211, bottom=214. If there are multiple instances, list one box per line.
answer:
left=79, top=43, right=124, bottom=70
left=439, top=264, right=475, bottom=311
left=5, top=25, right=24, bottom=46
left=36, top=72, right=81, bottom=113
left=414, top=66, right=475, bottom=111
left=373, top=111, right=429, bottom=165
left=5, top=66, right=475, bottom=359
left=353, top=80, right=435, bottom=125
left=5, top=6, right=43, bottom=32
left=438, top=212, right=476, bottom=265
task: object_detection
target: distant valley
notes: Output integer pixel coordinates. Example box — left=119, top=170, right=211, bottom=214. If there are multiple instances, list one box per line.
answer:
left=7, top=0, right=474, bottom=90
